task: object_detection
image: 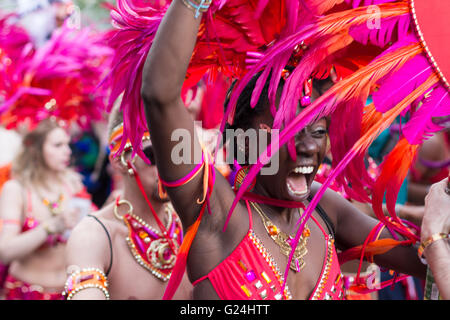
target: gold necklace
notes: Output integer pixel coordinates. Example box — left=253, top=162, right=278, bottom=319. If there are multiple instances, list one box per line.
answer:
left=250, top=202, right=310, bottom=272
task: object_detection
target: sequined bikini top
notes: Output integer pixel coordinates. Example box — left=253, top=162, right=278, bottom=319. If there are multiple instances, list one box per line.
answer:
left=192, top=200, right=344, bottom=300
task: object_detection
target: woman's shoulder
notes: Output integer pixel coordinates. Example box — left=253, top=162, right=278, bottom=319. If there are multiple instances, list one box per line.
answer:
left=87, top=202, right=118, bottom=225
left=66, top=207, right=114, bottom=272
left=309, top=181, right=350, bottom=226
left=1, top=179, right=25, bottom=196
left=69, top=205, right=115, bottom=248
left=0, top=179, right=26, bottom=219
left=310, top=181, right=344, bottom=206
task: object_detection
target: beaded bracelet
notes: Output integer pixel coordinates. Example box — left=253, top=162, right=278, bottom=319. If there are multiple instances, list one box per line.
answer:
left=180, top=0, right=212, bottom=18
left=418, top=233, right=450, bottom=263
left=63, top=268, right=110, bottom=300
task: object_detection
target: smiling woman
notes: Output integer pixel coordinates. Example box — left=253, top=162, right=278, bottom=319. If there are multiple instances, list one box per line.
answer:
left=135, top=0, right=426, bottom=300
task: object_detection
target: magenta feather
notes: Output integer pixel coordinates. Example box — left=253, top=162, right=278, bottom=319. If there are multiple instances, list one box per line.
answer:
left=0, top=12, right=32, bottom=60
left=100, top=0, right=168, bottom=160
left=372, top=36, right=431, bottom=113
left=344, top=0, right=393, bottom=8
left=349, top=13, right=410, bottom=47
left=402, top=87, right=450, bottom=145
left=224, top=5, right=415, bottom=230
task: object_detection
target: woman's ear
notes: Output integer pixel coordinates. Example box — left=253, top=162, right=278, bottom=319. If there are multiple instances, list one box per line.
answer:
left=109, top=153, right=128, bottom=175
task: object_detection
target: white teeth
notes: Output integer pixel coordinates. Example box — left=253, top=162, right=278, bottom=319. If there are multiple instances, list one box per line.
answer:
left=293, top=166, right=314, bottom=174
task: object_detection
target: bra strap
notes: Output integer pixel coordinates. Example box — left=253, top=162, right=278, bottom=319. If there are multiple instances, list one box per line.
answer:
left=307, top=196, right=335, bottom=238
left=192, top=274, right=209, bottom=286
left=87, top=214, right=113, bottom=276
left=26, top=189, right=33, bottom=215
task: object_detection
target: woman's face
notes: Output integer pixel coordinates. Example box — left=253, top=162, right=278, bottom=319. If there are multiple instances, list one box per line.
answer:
left=252, top=108, right=328, bottom=202
left=42, top=127, right=72, bottom=172
left=122, top=140, right=168, bottom=202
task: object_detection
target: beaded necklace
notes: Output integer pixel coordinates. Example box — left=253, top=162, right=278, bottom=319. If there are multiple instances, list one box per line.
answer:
left=250, top=201, right=310, bottom=272
left=41, top=193, right=65, bottom=216
left=114, top=198, right=183, bottom=281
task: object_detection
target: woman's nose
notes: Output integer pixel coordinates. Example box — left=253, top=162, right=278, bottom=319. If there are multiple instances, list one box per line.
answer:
left=65, top=145, right=72, bottom=156
left=296, top=131, right=319, bottom=156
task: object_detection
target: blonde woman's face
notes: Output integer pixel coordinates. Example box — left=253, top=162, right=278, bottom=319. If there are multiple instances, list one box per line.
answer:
left=43, top=128, right=72, bottom=172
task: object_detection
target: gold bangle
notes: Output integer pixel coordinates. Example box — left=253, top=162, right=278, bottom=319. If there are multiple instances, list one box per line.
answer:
left=418, top=233, right=449, bottom=261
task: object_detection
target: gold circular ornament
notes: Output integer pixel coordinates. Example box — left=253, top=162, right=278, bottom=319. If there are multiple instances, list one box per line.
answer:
left=147, top=238, right=178, bottom=270
left=114, top=199, right=133, bottom=221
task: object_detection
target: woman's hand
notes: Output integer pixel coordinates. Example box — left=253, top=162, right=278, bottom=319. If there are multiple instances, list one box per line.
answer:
left=421, top=178, right=450, bottom=242
left=42, top=215, right=66, bottom=235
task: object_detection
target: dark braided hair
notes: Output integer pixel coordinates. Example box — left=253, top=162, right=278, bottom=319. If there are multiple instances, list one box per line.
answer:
left=223, top=66, right=301, bottom=132
left=222, top=70, right=285, bottom=166
left=223, top=73, right=273, bottom=132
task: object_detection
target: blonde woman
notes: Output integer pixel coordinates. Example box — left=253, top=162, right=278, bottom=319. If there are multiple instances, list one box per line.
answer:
left=0, top=119, right=93, bottom=300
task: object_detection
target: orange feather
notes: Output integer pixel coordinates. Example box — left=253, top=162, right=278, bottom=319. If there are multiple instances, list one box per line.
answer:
left=361, top=103, right=382, bottom=135
left=338, top=238, right=411, bottom=264
left=317, top=1, right=410, bottom=35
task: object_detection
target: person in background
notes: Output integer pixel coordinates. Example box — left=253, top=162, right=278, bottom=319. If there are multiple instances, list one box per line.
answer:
left=0, top=126, right=22, bottom=298
left=0, top=119, right=92, bottom=300
left=408, top=127, right=449, bottom=206
left=64, top=107, right=192, bottom=300
left=419, top=177, right=450, bottom=300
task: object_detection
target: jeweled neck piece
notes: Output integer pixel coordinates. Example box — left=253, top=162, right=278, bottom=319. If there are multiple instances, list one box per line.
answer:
left=114, top=199, right=183, bottom=281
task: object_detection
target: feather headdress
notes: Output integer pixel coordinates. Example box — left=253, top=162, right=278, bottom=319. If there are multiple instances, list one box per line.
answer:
left=0, top=18, right=114, bottom=130
left=0, top=12, right=32, bottom=62
left=102, top=0, right=345, bottom=158
left=228, top=0, right=449, bottom=290
left=104, top=0, right=450, bottom=296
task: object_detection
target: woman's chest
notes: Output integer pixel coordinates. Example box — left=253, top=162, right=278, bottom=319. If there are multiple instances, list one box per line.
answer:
left=108, top=233, right=173, bottom=299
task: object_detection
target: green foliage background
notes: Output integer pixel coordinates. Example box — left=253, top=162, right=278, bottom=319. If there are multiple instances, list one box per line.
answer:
left=0, top=0, right=116, bottom=30
left=74, top=0, right=115, bottom=30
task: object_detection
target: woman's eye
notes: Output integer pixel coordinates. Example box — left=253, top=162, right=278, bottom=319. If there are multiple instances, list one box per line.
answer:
left=311, top=128, right=328, bottom=137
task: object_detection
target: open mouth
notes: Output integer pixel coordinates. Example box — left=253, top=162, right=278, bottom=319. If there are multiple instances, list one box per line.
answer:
left=286, top=166, right=314, bottom=198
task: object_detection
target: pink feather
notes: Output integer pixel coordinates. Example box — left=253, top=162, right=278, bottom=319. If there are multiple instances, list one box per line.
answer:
left=402, top=87, right=450, bottom=145
left=100, top=0, right=168, bottom=161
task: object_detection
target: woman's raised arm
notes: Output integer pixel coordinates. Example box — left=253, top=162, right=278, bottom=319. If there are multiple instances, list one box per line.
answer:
left=141, top=1, right=227, bottom=227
